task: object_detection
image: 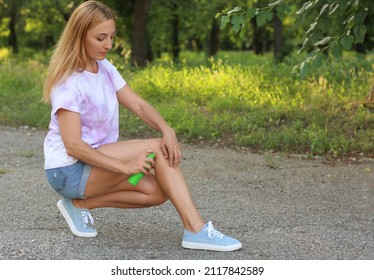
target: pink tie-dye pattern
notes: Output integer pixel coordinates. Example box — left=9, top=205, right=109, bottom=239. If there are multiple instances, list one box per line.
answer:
left=44, top=59, right=126, bottom=169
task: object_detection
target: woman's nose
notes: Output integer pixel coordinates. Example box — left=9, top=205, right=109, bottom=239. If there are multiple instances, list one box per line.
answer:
left=104, top=38, right=112, bottom=50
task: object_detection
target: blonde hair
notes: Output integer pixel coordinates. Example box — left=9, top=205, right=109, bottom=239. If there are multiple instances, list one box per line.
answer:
left=43, top=1, right=116, bottom=103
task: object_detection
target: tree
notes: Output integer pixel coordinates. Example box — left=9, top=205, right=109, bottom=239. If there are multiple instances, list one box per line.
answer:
left=209, top=16, right=220, bottom=56
left=273, top=9, right=283, bottom=60
left=131, top=0, right=152, bottom=66
left=23, top=0, right=78, bottom=51
left=1, top=0, right=25, bottom=54
left=219, top=0, right=374, bottom=77
left=171, top=0, right=180, bottom=60
left=8, top=0, right=19, bottom=53
left=0, top=0, right=81, bottom=53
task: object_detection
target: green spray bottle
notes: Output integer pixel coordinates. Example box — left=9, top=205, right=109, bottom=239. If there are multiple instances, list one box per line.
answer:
left=128, top=153, right=155, bottom=186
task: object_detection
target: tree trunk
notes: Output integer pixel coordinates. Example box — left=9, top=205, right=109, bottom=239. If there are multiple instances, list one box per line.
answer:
left=8, top=1, right=19, bottom=54
left=273, top=11, right=283, bottom=61
left=131, top=0, right=152, bottom=67
left=251, top=18, right=263, bottom=54
left=171, top=2, right=180, bottom=60
left=209, top=17, right=220, bottom=56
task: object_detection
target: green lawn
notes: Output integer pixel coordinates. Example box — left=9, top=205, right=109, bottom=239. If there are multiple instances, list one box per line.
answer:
left=1, top=49, right=373, bottom=157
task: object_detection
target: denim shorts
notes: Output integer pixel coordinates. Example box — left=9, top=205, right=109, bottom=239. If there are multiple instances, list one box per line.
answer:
left=45, top=161, right=92, bottom=199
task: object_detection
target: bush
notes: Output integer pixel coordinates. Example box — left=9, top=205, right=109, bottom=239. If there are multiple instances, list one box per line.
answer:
left=1, top=50, right=373, bottom=157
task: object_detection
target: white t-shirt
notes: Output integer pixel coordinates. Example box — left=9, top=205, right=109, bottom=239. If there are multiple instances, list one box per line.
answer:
left=44, top=59, right=126, bottom=169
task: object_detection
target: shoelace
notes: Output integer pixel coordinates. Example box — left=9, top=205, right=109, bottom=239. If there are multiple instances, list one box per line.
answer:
left=80, top=210, right=94, bottom=228
left=205, top=221, right=225, bottom=239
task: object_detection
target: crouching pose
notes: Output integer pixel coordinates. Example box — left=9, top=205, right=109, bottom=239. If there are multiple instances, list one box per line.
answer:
left=43, top=0, right=241, bottom=252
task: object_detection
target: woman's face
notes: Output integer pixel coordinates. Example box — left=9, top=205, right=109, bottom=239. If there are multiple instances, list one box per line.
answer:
left=84, top=19, right=116, bottom=62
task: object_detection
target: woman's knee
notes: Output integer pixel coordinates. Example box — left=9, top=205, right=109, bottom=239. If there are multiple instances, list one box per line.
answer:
left=143, top=188, right=168, bottom=207
left=146, top=138, right=163, bottom=153
left=149, top=191, right=168, bottom=207
left=140, top=175, right=168, bottom=207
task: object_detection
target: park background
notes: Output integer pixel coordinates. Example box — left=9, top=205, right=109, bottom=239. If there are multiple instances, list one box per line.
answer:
left=0, top=0, right=373, bottom=158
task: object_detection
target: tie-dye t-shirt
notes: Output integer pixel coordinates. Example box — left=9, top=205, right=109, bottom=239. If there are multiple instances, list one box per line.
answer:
left=44, top=59, right=126, bottom=169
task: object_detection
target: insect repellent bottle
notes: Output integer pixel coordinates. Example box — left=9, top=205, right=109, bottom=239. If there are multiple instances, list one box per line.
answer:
left=128, top=153, right=155, bottom=186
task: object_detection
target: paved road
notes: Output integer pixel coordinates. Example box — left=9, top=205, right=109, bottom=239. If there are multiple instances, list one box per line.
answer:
left=0, top=126, right=373, bottom=260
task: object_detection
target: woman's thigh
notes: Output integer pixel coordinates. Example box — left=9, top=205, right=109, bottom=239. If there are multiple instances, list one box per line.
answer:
left=84, top=138, right=162, bottom=197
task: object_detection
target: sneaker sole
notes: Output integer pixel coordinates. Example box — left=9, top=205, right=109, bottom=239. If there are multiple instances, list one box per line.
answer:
left=182, top=241, right=242, bottom=252
left=57, top=200, right=97, bottom=238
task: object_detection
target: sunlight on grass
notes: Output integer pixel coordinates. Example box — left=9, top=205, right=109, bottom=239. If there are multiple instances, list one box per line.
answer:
left=1, top=50, right=373, bottom=157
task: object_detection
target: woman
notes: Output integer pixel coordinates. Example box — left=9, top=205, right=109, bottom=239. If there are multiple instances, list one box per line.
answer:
left=43, top=0, right=241, bottom=252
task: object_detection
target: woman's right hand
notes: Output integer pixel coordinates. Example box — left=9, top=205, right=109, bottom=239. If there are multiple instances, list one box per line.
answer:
left=123, top=149, right=155, bottom=175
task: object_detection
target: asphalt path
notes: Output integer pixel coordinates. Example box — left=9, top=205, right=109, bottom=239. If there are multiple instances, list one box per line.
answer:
left=0, top=126, right=373, bottom=260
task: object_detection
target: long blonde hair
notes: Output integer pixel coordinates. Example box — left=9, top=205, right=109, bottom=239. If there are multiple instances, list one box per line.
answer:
left=43, top=1, right=116, bottom=103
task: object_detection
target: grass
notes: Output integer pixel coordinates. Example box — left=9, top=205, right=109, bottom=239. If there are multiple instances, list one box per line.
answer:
left=0, top=58, right=50, bottom=127
left=0, top=48, right=373, bottom=157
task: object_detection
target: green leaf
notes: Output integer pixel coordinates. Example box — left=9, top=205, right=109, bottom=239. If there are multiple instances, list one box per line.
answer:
left=298, top=38, right=309, bottom=53
left=231, top=15, right=245, bottom=33
left=306, top=48, right=320, bottom=59
left=232, top=24, right=241, bottom=34
left=265, top=10, right=274, bottom=21
left=276, top=4, right=288, bottom=20
left=331, top=42, right=343, bottom=57
left=256, top=14, right=266, bottom=26
left=220, top=15, right=230, bottom=30
left=319, top=18, right=330, bottom=33
left=309, top=31, right=323, bottom=45
left=306, top=22, right=317, bottom=35
left=227, top=7, right=243, bottom=15
left=341, top=34, right=354, bottom=50
left=338, top=0, right=349, bottom=9
left=354, top=11, right=367, bottom=25
left=312, top=53, right=322, bottom=68
left=299, top=61, right=308, bottom=79
left=296, top=1, right=313, bottom=15
left=329, top=2, right=340, bottom=15
left=354, top=24, right=367, bottom=43
left=344, top=15, right=355, bottom=26
left=256, top=10, right=273, bottom=26
left=269, top=0, right=283, bottom=7
left=247, top=7, right=257, bottom=19
left=291, top=64, right=299, bottom=76
left=319, top=4, right=329, bottom=17
left=314, top=36, right=331, bottom=46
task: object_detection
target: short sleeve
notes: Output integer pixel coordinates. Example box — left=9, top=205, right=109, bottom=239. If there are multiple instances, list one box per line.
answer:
left=50, top=78, right=82, bottom=116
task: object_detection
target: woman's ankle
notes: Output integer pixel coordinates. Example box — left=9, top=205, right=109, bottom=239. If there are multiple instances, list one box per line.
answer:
left=184, top=218, right=205, bottom=233
left=72, top=198, right=87, bottom=209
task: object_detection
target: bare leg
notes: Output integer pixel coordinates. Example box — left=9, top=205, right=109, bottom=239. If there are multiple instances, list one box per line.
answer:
left=74, top=138, right=205, bottom=233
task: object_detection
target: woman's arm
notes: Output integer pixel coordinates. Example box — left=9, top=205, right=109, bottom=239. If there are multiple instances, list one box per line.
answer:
left=116, top=84, right=181, bottom=168
left=57, top=108, right=153, bottom=175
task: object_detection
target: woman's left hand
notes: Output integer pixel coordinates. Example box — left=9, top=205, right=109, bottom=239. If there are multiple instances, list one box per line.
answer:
left=161, top=127, right=181, bottom=168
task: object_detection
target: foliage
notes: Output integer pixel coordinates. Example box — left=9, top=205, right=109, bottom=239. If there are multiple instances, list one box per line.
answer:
left=219, top=0, right=374, bottom=77
left=0, top=1, right=372, bottom=160
left=0, top=57, right=50, bottom=127
left=0, top=0, right=245, bottom=58
left=1, top=50, right=372, bottom=157
left=1, top=0, right=372, bottom=67
left=0, top=0, right=78, bottom=50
